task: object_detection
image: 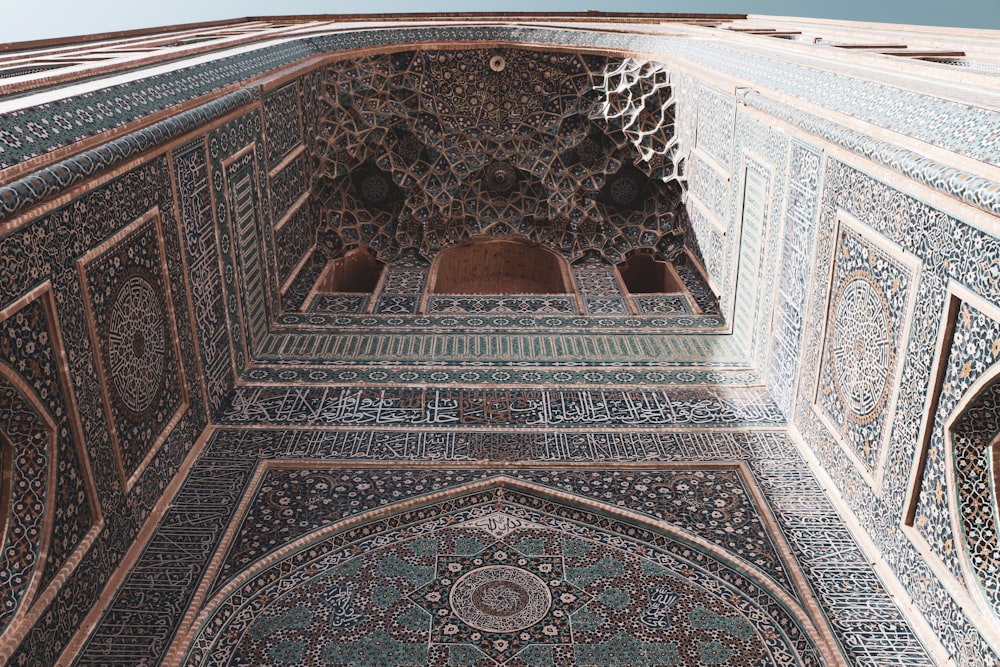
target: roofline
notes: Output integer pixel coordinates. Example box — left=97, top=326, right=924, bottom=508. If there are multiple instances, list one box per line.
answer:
left=0, top=12, right=745, bottom=53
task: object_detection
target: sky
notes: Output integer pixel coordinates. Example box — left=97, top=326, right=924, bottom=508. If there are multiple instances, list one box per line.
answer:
left=2, top=0, right=998, bottom=44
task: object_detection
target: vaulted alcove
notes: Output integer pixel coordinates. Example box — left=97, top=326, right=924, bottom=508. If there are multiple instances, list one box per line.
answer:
left=426, top=238, right=573, bottom=295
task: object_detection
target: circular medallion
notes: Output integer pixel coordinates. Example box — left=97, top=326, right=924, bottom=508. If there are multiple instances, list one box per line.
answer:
left=107, top=270, right=166, bottom=419
left=609, top=174, right=640, bottom=207
left=831, top=272, right=891, bottom=422
left=485, top=161, right=519, bottom=194
left=450, top=565, right=551, bottom=632
left=359, top=173, right=391, bottom=204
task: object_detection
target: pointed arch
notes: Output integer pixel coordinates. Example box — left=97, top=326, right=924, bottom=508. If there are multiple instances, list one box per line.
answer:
left=172, top=473, right=847, bottom=667
left=0, top=362, right=57, bottom=642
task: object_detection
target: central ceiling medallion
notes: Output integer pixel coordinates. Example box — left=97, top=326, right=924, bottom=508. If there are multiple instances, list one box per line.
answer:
left=484, top=160, right=519, bottom=194
left=488, top=49, right=507, bottom=72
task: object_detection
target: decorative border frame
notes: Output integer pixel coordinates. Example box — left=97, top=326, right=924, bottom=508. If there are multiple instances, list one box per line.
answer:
left=902, top=281, right=1000, bottom=655
left=76, top=208, right=189, bottom=492
left=811, top=209, right=921, bottom=491
left=0, top=283, right=103, bottom=663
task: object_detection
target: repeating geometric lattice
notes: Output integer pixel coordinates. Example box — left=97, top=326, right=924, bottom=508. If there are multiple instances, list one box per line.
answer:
left=312, top=50, right=689, bottom=266
left=594, top=59, right=683, bottom=185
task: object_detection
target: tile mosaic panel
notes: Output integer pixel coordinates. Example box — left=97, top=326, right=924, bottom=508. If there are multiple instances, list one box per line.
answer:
left=768, top=140, right=823, bottom=416
left=725, top=111, right=789, bottom=372
left=632, top=294, right=693, bottom=315
left=582, top=297, right=628, bottom=316
left=684, top=203, right=725, bottom=288
left=731, top=158, right=770, bottom=349
left=269, top=151, right=307, bottom=223
left=571, top=261, right=622, bottom=294
left=217, top=386, right=786, bottom=428
left=569, top=258, right=629, bottom=316
left=271, top=310, right=726, bottom=334
left=695, top=85, right=734, bottom=170
left=207, top=109, right=277, bottom=360
left=1, top=299, right=92, bottom=598
left=173, top=139, right=235, bottom=414
left=299, top=65, right=324, bottom=161
left=373, top=294, right=418, bottom=315
left=796, top=158, right=1000, bottom=665
left=73, top=428, right=935, bottom=667
left=262, top=82, right=302, bottom=168
left=306, top=293, right=369, bottom=314
left=949, top=374, right=1000, bottom=622
left=215, top=467, right=794, bottom=598
left=283, top=251, right=326, bottom=312
left=815, top=219, right=918, bottom=477
left=690, top=154, right=729, bottom=222
left=672, top=72, right=698, bottom=162
left=238, top=364, right=761, bottom=389
left=274, top=206, right=313, bottom=288
left=912, top=298, right=1000, bottom=602
left=673, top=252, right=721, bottom=317
left=79, top=214, right=186, bottom=482
left=426, top=296, right=577, bottom=315
left=228, top=154, right=270, bottom=348
left=186, top=487, right=826, bottom=667
left=373, top=266, right=426, bottom=315
left=0, top=360, right=54, bottom=636
left=0, top=286, right=104, bottom=667
left=243, top=328, right=753, bottom=385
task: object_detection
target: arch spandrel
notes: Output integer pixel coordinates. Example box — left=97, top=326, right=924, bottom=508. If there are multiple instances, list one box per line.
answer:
left=177, top=476, right=846, bottom=667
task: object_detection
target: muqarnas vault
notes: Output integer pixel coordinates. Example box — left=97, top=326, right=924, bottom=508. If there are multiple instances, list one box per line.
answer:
left=0, top=11, right=999, bottom=667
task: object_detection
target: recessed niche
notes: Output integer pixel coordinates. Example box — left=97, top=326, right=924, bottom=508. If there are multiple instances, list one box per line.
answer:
left=317, top=247, right=384, bottom=293
left=617, top=253, right=684, bottom=294
left=428, top=238, right=572, bottom=295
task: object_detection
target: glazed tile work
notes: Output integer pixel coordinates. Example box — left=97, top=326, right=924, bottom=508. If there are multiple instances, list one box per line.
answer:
left=0, top=14, right=998, bottom=667
left=0, top=150, right=207, bottom=664
left=911, top=298, right=1000, bottom=613
left=189, top=493, right=819, bottom=666
left=72, top=429, right=934, bottom=667
left=695, top=85, right=734, bottom=170
left=172, top=139, right=235, bottom=414
left=79, top=213, right=186, bottom=482
left=814, top=221, right=917, bottom=475
left=795, top=159, right=1000, bottom=664
left=217, top=386, right=786, bottom=428
left=0, top=295, right=90, bottom=635
left=767, top=141, right=823, bottom=416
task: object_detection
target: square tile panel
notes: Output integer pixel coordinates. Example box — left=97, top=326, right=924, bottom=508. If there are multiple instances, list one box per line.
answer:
left=814, top=212, right=920, bottom=483
left=78, top=210, right=188, bottom=489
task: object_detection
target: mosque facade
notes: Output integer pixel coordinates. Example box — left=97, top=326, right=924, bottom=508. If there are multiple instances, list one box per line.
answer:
left=0, top=12, right=998, bottom=666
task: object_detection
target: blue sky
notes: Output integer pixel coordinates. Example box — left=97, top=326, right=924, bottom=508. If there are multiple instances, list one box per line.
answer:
left=3, top=0, right=998, bottom=44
